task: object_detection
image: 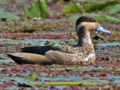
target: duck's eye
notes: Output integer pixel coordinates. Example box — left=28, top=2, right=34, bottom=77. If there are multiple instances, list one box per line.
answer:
left=90, top=19, right=94, bottom=22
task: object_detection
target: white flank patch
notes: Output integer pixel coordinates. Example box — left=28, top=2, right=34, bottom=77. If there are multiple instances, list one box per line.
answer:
left=83, top=53, right=95, bottom=61
left=45, top=50, right=54, bottom=55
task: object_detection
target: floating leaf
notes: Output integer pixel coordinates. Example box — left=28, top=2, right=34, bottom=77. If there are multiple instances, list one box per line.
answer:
left=54, top=66, right=61, bottom=71
left=65, top=67, right=93, bottom=71
left=49, top=42, right=59, bottom=45
left=0, top=10, right=20, bottom=21
left=101, top=56, right=110, bottom=61
left=25, top=73, right=38, bottom=81
left=94, top=44, right=98, bottom=50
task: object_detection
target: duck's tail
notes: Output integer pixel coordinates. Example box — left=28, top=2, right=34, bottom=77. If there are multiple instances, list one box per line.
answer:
left=6, top=53, right=52, bottom=65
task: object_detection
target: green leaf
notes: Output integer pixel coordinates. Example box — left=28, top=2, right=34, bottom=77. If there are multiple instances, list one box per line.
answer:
left=83, top=1, right=119, bottom=12
left=83, top=3, right=103, bottom=12
left=0, top=10, right=20, bottom=21
left=101, top=56, right=109, bottom=61
left=25, top=73, right=38, bottom=81
left=49, top=42, right=59, bottom=45
left=62, top=3, right=83, bottom=13
left=94, top=14, right=120, bottom=23
left=94, top=44, right=98, bottom=50
left=101, top=4, right=120, bottom=15
left=54, top=66, right=61, bottom=71
left=93, top=34, right=106, bottom=40
left=22, top=0, right=49, bottom=19
left=52, top=14, right=120, bottom=23
left=65, top=67, right=93, bottom=71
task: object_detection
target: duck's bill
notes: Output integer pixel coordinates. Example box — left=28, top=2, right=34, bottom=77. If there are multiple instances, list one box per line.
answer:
left=96, top=24, right=112, bottom=33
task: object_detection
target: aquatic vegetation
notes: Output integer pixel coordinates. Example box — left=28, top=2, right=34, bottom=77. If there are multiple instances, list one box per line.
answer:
left=83, top=2, right=103, bottom=12
left=101, top=4, right=120, bottom=15
left=0, top=21, right=75, bottom=32
left=88, top=14, right=120, bottom=23
left=51, top=14, right=120, bottom=23
left=25, top=72, right=38, bottom=81
left=0, top=61, right=120, bottom=89
left=62, top=1, right=120, bottom=13
left=83, top=1, right=119, bottom=12
left=0, top=0, right=120, bottom=89
left=62, top=3, right=83, bottom=13
left=22, top=0, right=49, bottom=19
left=93, top=34, right=106, bottom=40
left=0, top=10, right=20, bottom=21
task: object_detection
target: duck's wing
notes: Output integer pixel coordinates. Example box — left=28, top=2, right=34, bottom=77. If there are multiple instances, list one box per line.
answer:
left=21, top=45, right=76, bottom=55
left=6, top=45, right=76, bottom=65
left=21, top=45, right=68, bottom=55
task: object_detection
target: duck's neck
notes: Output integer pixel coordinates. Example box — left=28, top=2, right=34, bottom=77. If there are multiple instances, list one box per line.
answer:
left=77, top=33, right=92, bottom=46
left=76, top=26, right=92, bottom=46
left=75, top=25, right=95, bottom=64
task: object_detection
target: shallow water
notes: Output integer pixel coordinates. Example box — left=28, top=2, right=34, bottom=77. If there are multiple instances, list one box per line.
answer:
left=0, top=37, right=120, bottom=89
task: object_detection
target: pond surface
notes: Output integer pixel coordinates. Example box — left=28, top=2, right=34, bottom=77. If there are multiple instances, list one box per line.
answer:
left=0, top=29, right=120, bottom=89
left=0, top=0, right=120, bottom=89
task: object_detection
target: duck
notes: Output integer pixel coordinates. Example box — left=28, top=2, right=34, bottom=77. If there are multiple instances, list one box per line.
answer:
left=7, top=16, right=111, bottom=65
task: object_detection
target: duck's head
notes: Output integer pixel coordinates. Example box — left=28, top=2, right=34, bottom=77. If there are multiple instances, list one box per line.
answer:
left=76, top=16, right=111, bottom=36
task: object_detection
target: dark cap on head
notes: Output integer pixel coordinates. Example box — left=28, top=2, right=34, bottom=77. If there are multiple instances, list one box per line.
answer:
left=76, top=16, right=98, bottom=26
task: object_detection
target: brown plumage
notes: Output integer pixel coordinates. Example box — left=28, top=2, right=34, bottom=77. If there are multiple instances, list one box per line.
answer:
left=7, top=16, right=111, bottom=65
